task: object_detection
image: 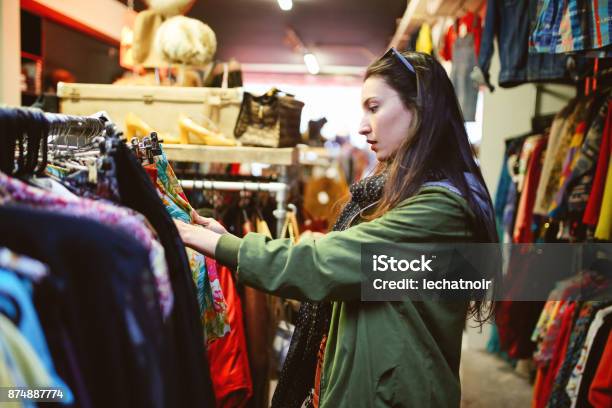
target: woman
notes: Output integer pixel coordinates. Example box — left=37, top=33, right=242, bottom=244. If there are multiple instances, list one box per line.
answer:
left=175, top=50, right=498, bottom=407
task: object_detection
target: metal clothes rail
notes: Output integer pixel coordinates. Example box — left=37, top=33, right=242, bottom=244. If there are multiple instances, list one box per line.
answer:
left=178, top=179, right=290, bottom=237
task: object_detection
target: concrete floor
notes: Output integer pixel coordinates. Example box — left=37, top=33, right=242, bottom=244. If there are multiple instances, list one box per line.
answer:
left=460, top=349, right=533, bottom=408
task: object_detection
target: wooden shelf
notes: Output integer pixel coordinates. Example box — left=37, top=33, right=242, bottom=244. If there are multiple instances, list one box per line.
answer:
left=162, top=144, right=335, bottom=166
left=162, top=144, right=299, bottom=165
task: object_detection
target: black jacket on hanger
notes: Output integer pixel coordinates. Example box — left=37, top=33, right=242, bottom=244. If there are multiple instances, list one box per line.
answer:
left=0, top=205, right=165, bottom=408
left=112, top=143, right=216, bottom=408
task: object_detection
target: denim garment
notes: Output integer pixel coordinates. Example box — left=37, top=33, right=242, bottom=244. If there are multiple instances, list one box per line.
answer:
left=480, top=0, right=570, bottom=88
left=451, top=34, right=479, bottom=121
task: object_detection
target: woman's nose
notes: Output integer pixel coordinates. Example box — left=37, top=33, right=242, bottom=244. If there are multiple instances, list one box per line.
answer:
left=359, top=117, right=371, bottom=136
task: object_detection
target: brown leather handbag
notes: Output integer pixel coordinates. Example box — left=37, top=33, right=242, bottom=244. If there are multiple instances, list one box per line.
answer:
left=234, top=88, right=304, bottom=148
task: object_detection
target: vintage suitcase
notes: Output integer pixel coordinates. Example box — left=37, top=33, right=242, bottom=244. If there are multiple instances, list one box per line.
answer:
left=57, top=82, right=242, bottom=141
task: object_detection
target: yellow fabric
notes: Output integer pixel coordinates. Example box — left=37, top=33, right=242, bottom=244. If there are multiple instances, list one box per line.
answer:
left=0, top=314, right=52, bottom=388
left=0, top=335, right=23, bottom=408
left=595, top=159, right=612, bottom=240
left=416, top=23, right=433, bottom=55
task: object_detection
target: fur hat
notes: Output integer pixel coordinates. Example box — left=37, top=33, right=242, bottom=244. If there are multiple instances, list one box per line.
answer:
left=154, top=16, right=217, bottom=66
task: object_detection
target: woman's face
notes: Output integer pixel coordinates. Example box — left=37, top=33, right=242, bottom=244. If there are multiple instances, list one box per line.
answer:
left=359, top=76, right=414, bottom=161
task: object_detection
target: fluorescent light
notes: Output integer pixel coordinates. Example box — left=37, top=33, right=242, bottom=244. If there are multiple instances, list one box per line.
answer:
left=303, top=53, right=320, bottom=75
left=278, top=0, right=293, bottom=11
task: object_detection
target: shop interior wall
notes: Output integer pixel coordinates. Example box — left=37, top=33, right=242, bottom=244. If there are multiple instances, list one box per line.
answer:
left=465, top=44, right=575, bottom=351
left=1, top=0, right=21, bottom=106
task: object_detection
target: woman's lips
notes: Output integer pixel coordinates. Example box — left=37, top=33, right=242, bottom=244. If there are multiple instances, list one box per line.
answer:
left=367, top=140, right=378, bottom=152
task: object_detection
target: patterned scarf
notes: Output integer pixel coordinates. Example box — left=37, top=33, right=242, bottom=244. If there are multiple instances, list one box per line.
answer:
left=271, top=173, right=386, bottom=408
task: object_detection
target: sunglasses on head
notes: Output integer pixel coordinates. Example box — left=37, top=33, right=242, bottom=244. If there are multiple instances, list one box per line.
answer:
left=382, top=47, right=416, bottom=74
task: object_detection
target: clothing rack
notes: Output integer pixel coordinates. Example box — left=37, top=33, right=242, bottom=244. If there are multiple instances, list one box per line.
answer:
left=179, top=179, right=290, bottom=237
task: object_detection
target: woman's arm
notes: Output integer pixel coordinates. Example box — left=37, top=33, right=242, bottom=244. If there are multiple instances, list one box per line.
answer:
left=214, top=189, right=473, bottom=302
left=174, top=220, right=222, bottom=258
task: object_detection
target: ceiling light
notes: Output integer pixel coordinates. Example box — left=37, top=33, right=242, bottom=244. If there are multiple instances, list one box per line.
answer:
left=303, top=52, right=320, bottom=75
left=278, top=0, right=293, bottom=11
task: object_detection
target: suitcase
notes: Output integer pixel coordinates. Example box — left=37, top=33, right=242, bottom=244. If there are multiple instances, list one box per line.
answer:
left=57, top=82, right=242, bottom=141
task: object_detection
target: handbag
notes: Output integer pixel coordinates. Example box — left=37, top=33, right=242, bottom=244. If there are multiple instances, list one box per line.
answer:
left=234, top=88, right=304, bottom=148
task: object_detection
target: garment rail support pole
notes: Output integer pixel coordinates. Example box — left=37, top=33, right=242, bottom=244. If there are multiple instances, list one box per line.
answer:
left=273, top=165, right=290, bottom=237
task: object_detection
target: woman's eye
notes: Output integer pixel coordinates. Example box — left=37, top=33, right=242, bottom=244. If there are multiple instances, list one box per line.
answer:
left=368, top=105, right=378, bottom=113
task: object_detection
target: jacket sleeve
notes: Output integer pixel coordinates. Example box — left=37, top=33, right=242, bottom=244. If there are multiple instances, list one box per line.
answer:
left=230, top=190, right=472, bottom=302
left=478, top=0, right=499, bottom=87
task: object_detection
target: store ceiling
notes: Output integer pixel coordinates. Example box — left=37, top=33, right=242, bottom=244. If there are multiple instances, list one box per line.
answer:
left=119, top=0, right=484, bottom=69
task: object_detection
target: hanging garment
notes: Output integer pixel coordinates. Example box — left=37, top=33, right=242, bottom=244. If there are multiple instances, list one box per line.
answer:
left=0, top=172, right=173, bottom=319
left=416, top=23, right=433, bottom=55
left=548, top=119, right=590, bottom=218
left=538, top=100, right=591, bottom=217
left=206, top=264, right=253, bottom=408
left=534, top=107, right=572, bottom=215
left=588, top=328, right=612, bottom=408
left=594, top=159, right=612, bottom=240
left=494, top=147, right=513, bottom=241
left=548, top=95, right=608, bottom=220
left=440, top=12, right=482, bottom=61
left=0, top=313, right=54, bottom=408
left=479, top=0, right=570, bottom=88
left=303, top=176, right=349, bottom=232
left=112, top=143, right=216, bottom=408
left=451, top=33, right=479, bottom=121
left=513, top=135, right=546, bottom=243
left=533, top=301, right=577, bottom=408
left=566, top=305, right=612, bottom=407
left=0, top=268, right=72, bottom=400
left=584, top=100, right=612, bottom=226
left=149, top=152, right=230, bottom=342
left=531, top=0, right=612, bottom=53
left=549, top=302, right=611, bottom=408
left=566, top=101, right=610, bottom=221
left=0, top=205, right=166, bottom=408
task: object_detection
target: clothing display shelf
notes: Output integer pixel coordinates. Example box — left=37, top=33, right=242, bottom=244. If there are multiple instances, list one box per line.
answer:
left=163, top=144, right=332, bottom=167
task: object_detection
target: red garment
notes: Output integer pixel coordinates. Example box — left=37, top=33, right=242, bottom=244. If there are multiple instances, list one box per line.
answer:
left=514, top=136, right=547, bottom=243
left=584, top=101, right=612, bottom=225
left=589, top=329, right=612, bottom=407
left=207, top=265, right=253, bottom=408
left=533, top=302, right=577, bottom=408
left=440, top=12, right=482, bottom=61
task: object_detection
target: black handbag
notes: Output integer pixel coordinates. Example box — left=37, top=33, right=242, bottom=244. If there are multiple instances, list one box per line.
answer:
left=234, top=88, right=304, bottom=148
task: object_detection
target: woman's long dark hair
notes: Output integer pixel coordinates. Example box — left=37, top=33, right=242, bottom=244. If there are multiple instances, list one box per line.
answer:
left=365, top=51, right=499, bottom=324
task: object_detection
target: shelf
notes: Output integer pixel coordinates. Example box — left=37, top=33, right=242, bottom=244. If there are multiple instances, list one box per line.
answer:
left=162, top=144, right=299, bottom=165
left=297, top=146, right=334, bottom=167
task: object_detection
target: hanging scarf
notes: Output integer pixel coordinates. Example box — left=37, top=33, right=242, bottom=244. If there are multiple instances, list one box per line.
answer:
left=271, top=173, right=386, bottom=408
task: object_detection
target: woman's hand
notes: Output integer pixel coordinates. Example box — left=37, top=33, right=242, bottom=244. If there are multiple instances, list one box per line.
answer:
left=191, top=210, right=227, bottom=234
left=174, top=218, right=222, bottom=258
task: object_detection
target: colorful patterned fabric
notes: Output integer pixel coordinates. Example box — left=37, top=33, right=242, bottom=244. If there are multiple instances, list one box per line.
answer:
left=531, top=0, right=566, bottom=53
left=548, top=302, right=609, bottom=407
left=532, top=0, right=612, bottom=52
left=152, top=150, right=230, bottom=343
left=589, top=0, right=612, bottom=49
left=0, top=172, right=173, bottom=319
left=565, top=305, right=612, bottom=408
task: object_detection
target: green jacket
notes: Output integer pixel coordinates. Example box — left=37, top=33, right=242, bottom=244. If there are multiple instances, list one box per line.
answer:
left=216, top=186, right=477, bottom=407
